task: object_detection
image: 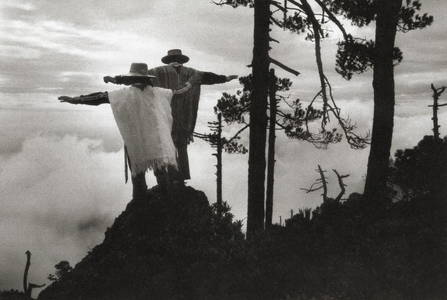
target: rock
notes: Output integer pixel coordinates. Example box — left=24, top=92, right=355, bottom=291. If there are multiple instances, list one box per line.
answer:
left=38, top=185, right=243, bottom=300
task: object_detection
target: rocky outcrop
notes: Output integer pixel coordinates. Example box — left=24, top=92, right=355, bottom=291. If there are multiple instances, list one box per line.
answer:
left=38, top=185, right=243, bottom=300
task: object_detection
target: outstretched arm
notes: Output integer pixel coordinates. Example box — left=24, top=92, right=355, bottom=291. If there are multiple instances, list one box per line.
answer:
left=199, top=72, right=238, bottom=85
left=58, top=92, right=109, bottom=106
left=104, top=76, right=153, bottom=86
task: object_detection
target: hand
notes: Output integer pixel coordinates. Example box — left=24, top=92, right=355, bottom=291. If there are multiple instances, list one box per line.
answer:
left=58, top=96, right=78, bottom=104
left=226, top=75, right=238, bottom=81
left=58, top=96, right=72, bottom=102
left=103, top=76, right=115, bottom=84
left=174, top=82, right=192, bottom=95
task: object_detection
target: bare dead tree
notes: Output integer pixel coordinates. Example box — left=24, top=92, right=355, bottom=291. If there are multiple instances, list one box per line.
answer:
left=302, top=166, right=349, bottom=202
left=23, top=251, right=45, bottom=299
left=301, top=165, right=328, bottom=202
left=317, top=165, right=328, bottom=202
left=333, top=169, right=350, bottom=202
left=429, top=83, right=447, bottom=141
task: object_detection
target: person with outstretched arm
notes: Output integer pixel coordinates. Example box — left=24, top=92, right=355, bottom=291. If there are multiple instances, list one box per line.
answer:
left=146, top=49, right=238, bottom=186
left=58, top=62, right=191, bottom=199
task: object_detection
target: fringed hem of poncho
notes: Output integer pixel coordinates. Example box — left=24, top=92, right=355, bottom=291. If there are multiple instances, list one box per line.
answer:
left=130, top=156, right=178, bottom=176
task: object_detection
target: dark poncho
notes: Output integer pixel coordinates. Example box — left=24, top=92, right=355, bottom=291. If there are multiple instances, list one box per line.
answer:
left=148, top=65, right=203, bottom=144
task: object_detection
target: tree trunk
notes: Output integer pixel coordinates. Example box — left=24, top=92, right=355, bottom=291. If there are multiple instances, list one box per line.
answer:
left=216, top=113, right=223, bottom=210
left=266, top=69, right=276, bottom=228
left=364, top=0, right=402, bottom=200
left=430, top=84, right=441, bottom=141
left=432, top=96, right=440, bottom=141
left=23, top=251, right=31, bottom=295
left=247, top=0, right=270, bottom=238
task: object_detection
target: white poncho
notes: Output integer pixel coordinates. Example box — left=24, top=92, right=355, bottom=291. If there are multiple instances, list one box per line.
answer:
left=108, top=86, right=177, bottom=176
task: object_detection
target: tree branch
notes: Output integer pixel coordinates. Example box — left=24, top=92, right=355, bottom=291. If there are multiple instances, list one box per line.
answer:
left=275, top=120, right=289, bottom=130
left=300, top=185, right=323, bottom=193
left=284, top=0, right=304, bottom=10
left=271, top=0, right=286, bottom=13
left=270, top=16, right=283, bottom=27
left=431, top=83, right=446, bottom=98
left=300, top=181, right=323, bottom=193
left=269, top=57, right=300, bottom=76
left=226, top=124, right=250, bottom=144
left=313, top=0, right=349, bottom=40
left=301, top=165, right=328, bottom=201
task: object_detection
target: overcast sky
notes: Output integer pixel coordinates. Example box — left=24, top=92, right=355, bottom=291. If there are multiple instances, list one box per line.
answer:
left=1, top=0, right=446, bottom=293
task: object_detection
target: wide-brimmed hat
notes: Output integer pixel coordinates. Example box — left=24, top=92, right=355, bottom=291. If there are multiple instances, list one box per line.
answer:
left=161, top=49, right=190, bottom=64
left=120, top=63, right=156, bottom=77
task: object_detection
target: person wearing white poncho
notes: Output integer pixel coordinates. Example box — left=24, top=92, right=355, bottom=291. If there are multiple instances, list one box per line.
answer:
left=58, top=63, right=192, bottom=198
left=108, top=85, right=177, bottom=174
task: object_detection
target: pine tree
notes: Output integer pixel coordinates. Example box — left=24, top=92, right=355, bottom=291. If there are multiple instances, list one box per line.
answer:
left=215, top=0, right=368, bottom=235
left=217, top=73, right=329, bottom=227
left=194, top=111, right=247, bottom=212
left=326, top=0, right=433, bottom=200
